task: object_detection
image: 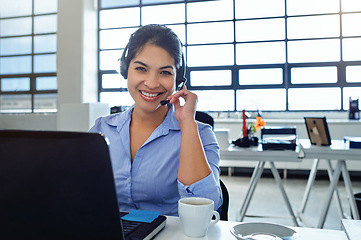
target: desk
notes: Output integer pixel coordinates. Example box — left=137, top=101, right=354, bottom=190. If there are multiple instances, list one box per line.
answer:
left=342, top=219, right=361, bottom=240
left=298, top=139, right=361, bottom=228
left=219, top=140, right=361, bottom=229
left=155, top=216, right=348, bottom=240
left=220, top=146, right=302, bottom=226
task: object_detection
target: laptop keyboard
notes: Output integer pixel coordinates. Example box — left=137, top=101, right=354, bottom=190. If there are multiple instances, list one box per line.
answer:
left=122, top=220, right=144, bottom=236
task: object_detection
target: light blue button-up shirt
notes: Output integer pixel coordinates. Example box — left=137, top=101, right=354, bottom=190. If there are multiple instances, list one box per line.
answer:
left=89, top=105, right=222, bottom=216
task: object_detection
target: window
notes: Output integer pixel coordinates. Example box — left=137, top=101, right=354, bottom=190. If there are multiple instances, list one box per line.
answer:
left=0, top=0, right=57, bottom=113
left=98, top=0, right=361, bottom=112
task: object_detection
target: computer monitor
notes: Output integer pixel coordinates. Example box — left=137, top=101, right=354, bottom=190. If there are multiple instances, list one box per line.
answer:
left=304, top=117, right=331, bottom=146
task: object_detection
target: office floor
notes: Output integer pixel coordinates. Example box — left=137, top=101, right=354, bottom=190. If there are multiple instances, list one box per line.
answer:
left=220, top=173, right=361, bottom=230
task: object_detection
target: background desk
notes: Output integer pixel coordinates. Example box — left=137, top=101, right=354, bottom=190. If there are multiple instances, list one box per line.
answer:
left=155, top=216, right=348, bottom=240
left=298, top=139, right=361, bottom=228
left=219, top=140, right=361, bottom=229
left=220, top=146, right=302, bottom=226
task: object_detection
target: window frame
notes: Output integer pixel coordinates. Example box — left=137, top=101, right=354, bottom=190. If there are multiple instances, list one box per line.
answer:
left=0, top=0, right=57, bottom=113
left=97, top=0, right=361, bottom=112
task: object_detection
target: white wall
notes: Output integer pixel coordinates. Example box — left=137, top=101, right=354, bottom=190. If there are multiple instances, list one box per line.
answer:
left=2, top=109, right=359, bottom=137
left=0, top=114, right=57, bottom=130
left=57, top=0, right=98, bottom=105
left=214, top=114, right=361, bottom=140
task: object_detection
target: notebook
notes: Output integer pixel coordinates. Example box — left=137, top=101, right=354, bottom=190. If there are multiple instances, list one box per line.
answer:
left=0, top=130, right=166, bottom=240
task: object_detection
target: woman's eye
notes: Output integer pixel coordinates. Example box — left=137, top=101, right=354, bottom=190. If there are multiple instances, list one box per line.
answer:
left=161, top=70, right=172, bottom=76
left=135, top=67, right=146, bottom=72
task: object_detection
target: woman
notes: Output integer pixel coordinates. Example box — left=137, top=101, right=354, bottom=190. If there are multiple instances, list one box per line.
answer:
left=90, top=24, right=222, bottom=216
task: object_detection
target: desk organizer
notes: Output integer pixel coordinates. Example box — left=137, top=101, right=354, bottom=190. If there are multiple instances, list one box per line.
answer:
left=261, top=126, right=297, bottom=150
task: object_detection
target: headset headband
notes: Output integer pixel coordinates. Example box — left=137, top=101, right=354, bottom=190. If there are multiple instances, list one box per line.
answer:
left=118, top=31, right=187, bottom=91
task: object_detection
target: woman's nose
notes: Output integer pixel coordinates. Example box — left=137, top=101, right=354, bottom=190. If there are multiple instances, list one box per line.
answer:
left=144, top=72, right=160, bottom=89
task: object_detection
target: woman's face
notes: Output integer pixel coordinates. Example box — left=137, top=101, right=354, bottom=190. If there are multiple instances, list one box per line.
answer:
left=127, top=43, right=176, bottom=113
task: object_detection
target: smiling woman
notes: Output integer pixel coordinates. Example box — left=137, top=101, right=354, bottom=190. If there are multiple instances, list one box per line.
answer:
left=90, top=24, right=222, bottom=217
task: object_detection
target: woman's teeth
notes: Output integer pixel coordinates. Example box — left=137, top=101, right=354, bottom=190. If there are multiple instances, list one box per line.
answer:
left=141, top=91, right=160, bottom=97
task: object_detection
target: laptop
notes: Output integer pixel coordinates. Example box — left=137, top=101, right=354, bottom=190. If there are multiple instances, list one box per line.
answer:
left=0, top=130, right=166, bottom=240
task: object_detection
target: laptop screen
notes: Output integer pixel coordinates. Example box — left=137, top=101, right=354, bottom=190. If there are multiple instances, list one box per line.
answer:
left=0, top=130, right=124, bottom=240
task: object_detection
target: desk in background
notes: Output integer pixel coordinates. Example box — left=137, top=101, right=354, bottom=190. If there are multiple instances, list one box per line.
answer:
left=220, top=145, right=302, bottom=226
left=155, top=216, right=348, bottom=240
left=298, top=139, right=361, bottom=228
left=219, top=139, right=361, bottom=229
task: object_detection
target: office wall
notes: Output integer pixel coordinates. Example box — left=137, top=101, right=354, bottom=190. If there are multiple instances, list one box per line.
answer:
left=2, top=110, right=360, bottom=137
left=214, top=112, right=361, bottom=140
left=0, top=114, right=57, bottom=130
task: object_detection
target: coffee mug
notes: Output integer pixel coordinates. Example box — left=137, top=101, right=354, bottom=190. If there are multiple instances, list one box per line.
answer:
left=178, top=197, right=220, bottom=237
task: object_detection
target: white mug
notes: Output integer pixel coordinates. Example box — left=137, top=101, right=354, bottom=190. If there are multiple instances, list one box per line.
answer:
left=178, top=197, right=220, bottom=238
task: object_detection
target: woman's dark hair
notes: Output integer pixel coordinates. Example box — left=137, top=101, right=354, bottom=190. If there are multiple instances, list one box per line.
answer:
left=120, top=24, right=184, bottom=79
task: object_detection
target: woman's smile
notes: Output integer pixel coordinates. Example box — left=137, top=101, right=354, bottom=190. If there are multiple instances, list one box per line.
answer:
left=139, top=90, right=164, bottom=102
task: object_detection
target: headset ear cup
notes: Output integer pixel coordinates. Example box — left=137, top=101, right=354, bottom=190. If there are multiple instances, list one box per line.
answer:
left=120, top=60, right=128, bottom=79
left=120, top=43, right=129, bottom=79
left=176, top=67, right=182, bottom=87
left=175, top=54, right=186, bottom=90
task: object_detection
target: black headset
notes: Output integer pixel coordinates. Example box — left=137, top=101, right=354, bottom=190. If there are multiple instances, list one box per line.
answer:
left=119, top=42, right=187, bottom=91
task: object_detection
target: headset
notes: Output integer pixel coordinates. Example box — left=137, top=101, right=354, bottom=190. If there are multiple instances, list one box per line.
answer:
left=119, top=41, right=187, bottom=91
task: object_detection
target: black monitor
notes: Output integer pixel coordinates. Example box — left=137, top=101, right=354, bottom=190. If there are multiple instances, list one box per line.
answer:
left=304, top=117, right=331, bottom=146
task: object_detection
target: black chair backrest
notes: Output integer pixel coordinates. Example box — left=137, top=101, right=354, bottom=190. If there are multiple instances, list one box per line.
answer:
left=219, top=179, right=229, bottom=221
left=195, top=111, right=214, bottom=130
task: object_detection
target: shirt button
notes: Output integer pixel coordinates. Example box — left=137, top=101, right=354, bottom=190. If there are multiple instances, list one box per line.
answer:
left=128, top=198, right=131, bottom=203
left=127, top=178, right=131, bottom=182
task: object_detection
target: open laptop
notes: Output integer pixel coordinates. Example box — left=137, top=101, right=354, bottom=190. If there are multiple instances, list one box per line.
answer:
left=0, top=130, right=166, bottom=240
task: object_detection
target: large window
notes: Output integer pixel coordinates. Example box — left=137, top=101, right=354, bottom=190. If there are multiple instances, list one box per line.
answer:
left=0, top=0, right=57, bottom=113
left=98, top=0, right=361, bottom=112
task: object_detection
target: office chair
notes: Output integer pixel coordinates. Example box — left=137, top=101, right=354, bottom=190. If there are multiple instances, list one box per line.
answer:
left=195, top=111, right=214, bottom=130
left=195, top=111, right=229, bottom=220
left=219, top=179, right=229, bottom=221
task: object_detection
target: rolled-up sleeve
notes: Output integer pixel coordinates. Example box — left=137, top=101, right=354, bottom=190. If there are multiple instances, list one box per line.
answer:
left=177, top=123, right=222, bottom=211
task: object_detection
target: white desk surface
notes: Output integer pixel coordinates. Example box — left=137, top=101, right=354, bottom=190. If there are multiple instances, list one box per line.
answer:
left=220, top=139, right=361, bottom=162
left=342, top=219, right=361, bottom=240
left=155, top=216, right=348, bottom=240
left=299, top=139, right=361, bottom=160
left=219, top=145, right=302, bottom=162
